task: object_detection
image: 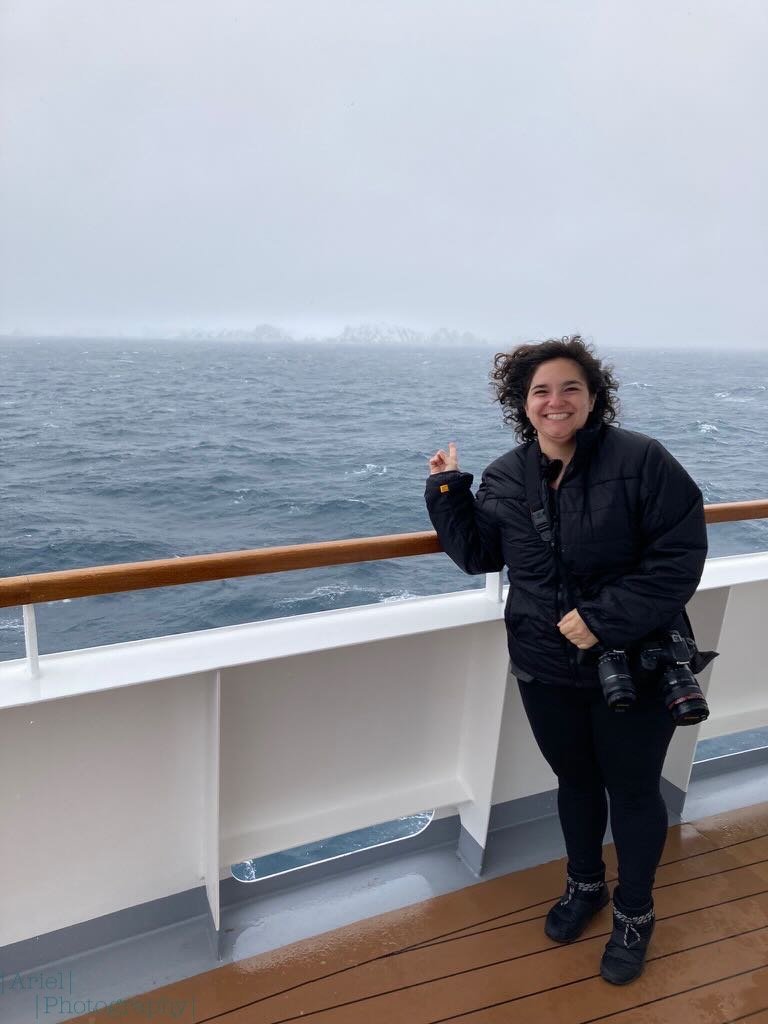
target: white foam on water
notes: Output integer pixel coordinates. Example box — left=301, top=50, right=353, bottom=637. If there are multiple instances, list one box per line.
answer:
left=713, top=384, right=766, bottom=402
left=276, top=582, right=373, bottom=607
left=276, top=582, right=419, bottom=610
left=346, top=463, right=387, bottom=477
left=380, top=590, right=419, bottom=603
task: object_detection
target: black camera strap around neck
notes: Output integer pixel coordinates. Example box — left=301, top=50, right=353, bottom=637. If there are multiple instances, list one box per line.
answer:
left=524, top=442, right=593, bottom=659
left=524, top=441, right=572, bottom=593
left=524, top=441, right=558, bottom=548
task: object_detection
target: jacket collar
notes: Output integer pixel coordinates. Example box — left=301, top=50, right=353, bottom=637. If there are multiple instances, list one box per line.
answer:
left=536, top=420, right=605, bottom=477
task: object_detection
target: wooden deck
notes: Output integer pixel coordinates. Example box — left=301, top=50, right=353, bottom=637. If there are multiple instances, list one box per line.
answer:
left=71, top=801, right=768, bottom=1024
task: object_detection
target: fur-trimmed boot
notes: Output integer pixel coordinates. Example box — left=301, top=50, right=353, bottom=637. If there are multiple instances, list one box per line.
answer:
left=600, top=891, right=656, bottom=984
left=544, top=872, right=610, bottom=943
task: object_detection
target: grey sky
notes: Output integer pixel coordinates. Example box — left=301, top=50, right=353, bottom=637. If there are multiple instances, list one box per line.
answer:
left=1, top=0, right=766, bottom=345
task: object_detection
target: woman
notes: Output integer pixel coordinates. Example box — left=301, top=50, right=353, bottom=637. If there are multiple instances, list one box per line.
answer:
left=424, top=335, right=708, bottom=985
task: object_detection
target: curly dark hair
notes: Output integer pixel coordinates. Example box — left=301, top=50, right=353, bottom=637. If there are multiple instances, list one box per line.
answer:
left=489, top=335, right=620, bottom=443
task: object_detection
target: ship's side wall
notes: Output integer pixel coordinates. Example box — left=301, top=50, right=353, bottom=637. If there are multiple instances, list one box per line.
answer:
left=0, top=556, right=765, bottom=949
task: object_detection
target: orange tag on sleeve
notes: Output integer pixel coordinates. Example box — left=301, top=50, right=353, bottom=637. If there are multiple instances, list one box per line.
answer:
left=439, top=484, right=449, bottom=493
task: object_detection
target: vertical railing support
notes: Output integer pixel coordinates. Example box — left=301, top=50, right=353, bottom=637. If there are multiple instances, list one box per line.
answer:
left=485, top=572, right=504, bottom=603
left=23, top=604, right=40, bottom=678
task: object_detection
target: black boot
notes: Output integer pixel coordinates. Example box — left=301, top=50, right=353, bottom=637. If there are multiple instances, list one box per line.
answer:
left=544, top=873, right=610, bottom=943
left=600, top=892, right=656, bottom=984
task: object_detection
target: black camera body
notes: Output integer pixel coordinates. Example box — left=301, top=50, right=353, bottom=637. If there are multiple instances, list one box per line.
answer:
left=596, top=630, right=709, bottom=725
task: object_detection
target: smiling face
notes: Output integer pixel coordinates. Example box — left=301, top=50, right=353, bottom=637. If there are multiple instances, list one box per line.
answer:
left=524, top=358, right=596, bottom=454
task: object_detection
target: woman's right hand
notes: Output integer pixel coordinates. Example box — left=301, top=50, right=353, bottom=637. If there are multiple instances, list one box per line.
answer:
left=429, top=441, right=460, bottom=475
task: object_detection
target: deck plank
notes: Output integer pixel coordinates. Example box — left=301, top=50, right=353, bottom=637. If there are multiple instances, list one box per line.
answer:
left=220, top=895, right=768, bottom=1024
left=65, top=806, right=768, bottom=1024
left=436, top=946, right=768, bottom=1024
left=687, top=802, right=768, bottom=849
left=584, top=968, right=768, bottom=1024
left=403, top=837, right=768, bottom=953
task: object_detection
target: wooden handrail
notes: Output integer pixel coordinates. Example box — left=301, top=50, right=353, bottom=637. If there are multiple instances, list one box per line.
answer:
left=702, top=498, right=768, bottom=524
left=0, top=533, right=442, bottom=608
left=0, top=499, right=766, bottom=609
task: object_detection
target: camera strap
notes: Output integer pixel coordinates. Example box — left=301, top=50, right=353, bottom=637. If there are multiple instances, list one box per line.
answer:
left=524, top=441, right=555, bottom=547
left=524, top=441, right=581, bottom=614
left=524, top=443, right=598, bottom=665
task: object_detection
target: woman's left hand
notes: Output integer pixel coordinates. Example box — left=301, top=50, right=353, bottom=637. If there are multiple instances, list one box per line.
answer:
left=558, top=609, right=599, bottom=649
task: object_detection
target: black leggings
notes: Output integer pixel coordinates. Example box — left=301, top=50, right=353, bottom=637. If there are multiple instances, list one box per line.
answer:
left=517, top=677, right=676, bottom=909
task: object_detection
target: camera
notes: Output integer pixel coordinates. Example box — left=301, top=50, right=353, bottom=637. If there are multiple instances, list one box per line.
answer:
left=596, top=649, right=636, bottom=711
left=639, top=630, right=710, bottom=725
left=596, top=631, right=709, bottom=725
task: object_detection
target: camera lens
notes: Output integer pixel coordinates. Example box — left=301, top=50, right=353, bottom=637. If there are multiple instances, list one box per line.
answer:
left=661, top=666, right=709, bottom=725
left=597, top=650, right=636, bottom=711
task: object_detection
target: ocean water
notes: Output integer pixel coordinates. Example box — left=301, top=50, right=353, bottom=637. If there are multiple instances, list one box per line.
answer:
left=1, top=340, right=767, bottom=662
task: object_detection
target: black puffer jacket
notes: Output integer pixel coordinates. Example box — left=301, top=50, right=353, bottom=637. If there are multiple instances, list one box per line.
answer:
left=424, top=422, right=708, bottom=688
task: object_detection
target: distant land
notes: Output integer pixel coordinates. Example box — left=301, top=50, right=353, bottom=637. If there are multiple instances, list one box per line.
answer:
left=0, top=323, right=490, bottom=346
left=0, top=325, right=763, bottom=350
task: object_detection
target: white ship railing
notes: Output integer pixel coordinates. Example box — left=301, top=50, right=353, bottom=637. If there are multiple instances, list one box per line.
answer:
left=0, top=498, right=766, bottom=950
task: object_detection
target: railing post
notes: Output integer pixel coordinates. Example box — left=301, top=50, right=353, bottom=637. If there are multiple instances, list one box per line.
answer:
left=23, top=604, right=40, bottom=678
left=485, top=572, right=504, bottom=603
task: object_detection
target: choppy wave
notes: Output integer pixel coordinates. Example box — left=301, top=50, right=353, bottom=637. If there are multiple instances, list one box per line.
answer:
left=275, top=582, right=418, bottom=612
left=345, top=463, right=388, bottom=477
left=714, top=384, right=767, bottom=402
left=271, top=497, right=372, bottom=518
left=380, top=589, right=420, bottom=603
